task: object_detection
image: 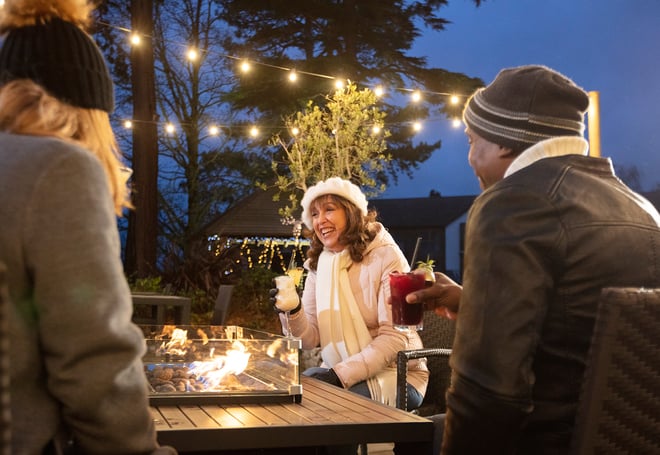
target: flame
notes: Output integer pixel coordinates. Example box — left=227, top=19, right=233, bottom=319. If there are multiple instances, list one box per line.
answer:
left=154, top=327, right=252, bottom=389
left=156, top=328, right=192, bottom=357
left=189, top=340, right=251, bottom=389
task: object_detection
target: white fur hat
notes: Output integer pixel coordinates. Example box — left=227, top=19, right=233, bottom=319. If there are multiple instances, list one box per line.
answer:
left=300, top=177, right=368, bottom=229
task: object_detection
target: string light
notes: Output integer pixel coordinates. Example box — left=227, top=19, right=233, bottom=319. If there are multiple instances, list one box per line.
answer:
left=290, top=127, right=300, bottom=136
left=101, top=22, right=471, bottom=139
left=334, top=79, right=345, bottom=90
left=186, top=47, right=199, bottom=61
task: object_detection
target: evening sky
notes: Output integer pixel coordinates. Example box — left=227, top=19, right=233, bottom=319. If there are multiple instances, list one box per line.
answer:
left=382, top=0, right=660, bottom=198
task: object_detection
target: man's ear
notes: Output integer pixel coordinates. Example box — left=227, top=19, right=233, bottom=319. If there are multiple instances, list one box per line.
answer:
left=498, top=145, right=516, bottom=158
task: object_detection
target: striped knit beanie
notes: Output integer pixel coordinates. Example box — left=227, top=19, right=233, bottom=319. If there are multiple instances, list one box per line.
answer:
left=0, top=17, right=114, bottom=112
left=463, top=65, right=589, bottom=152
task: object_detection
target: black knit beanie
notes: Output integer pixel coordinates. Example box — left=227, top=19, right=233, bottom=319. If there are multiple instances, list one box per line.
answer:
left=0, top=17, right=114, bottom=112
left=462, top=65, right=589, bottom=152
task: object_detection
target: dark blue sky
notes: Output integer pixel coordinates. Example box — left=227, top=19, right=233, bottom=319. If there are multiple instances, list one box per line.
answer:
left=382, top=0, right=660, bottom=198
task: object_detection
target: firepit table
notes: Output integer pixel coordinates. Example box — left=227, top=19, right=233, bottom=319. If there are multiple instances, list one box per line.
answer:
left=152, top=376, right=433, bottom=453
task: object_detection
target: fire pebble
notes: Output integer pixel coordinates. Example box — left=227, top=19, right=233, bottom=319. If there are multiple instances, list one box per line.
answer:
left=153, top=367, right=174, bottom=381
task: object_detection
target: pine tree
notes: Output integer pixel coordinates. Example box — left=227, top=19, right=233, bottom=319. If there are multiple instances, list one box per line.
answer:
left=216, top=0, right=484, bottom=187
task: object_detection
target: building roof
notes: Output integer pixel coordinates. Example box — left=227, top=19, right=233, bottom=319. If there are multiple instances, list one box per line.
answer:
left=204, top=188, right=477, bottom=238
left=204, top=187, right=297, bottom=238
left=371, top=195, right=476, bottom=228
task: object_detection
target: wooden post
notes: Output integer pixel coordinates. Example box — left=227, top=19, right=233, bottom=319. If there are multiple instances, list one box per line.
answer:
left=588, top=91, right=601, bottom=157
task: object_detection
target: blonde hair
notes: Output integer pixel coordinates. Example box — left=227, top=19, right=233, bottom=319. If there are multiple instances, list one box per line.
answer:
left=0, top=0, right=93, bottom=31
left=0, top=79, right=131, bottom=215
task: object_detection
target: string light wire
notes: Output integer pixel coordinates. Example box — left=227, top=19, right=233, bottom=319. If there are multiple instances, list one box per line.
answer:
left=97, top=21, right=468, bottom=137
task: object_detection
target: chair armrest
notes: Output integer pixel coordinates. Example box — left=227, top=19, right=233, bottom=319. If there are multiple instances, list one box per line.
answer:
left=396, top=348, right=452, bottom=411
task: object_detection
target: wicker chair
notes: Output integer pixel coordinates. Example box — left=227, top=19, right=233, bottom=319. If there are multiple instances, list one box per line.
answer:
left=396, top=310, right=455, bottom=414
left=570, top=287, right=660, bottom=454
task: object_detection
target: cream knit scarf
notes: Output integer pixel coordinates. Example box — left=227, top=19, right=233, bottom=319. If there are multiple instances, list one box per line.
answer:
left=316, top=248, right=397, bottom=406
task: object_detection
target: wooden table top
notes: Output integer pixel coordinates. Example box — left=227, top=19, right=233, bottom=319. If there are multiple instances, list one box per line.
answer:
left=153, top=376, right=433, bottom=452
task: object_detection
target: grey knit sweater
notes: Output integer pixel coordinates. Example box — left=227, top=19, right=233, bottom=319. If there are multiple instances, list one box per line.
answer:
left=0, top=132, right=168, bottom=454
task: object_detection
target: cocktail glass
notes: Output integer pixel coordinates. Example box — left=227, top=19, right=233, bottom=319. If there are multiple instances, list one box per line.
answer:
left=274, top=275, right=299, bottom=338
left=389, top=271, right=426, bottom=331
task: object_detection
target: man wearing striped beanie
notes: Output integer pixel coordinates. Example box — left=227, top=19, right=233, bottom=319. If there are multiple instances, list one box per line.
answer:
left=405, top=65, right=660, bottom=455
left=462, top=64, right=590, bottom=190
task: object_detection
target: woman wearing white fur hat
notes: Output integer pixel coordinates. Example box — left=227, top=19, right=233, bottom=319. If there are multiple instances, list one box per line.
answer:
left=0, top=0, right=175, bottom=453
left=275, top=177, right=428, bottom=416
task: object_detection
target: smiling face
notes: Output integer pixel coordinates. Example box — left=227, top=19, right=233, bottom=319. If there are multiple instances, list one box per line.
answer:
left=310, top=195, right=349, bottom=252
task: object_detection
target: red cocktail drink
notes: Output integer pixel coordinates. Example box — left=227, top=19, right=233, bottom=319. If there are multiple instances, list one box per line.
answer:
left=389, top=271, right=425, bottom=331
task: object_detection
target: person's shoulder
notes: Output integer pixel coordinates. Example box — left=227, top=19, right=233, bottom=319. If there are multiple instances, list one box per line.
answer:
left=2, top=132, right=93, bottom=163
left=2, top=133, right=106, bottom=193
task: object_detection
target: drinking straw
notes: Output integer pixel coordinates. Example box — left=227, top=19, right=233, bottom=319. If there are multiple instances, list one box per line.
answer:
left=410, top=237, right=422, bottom=267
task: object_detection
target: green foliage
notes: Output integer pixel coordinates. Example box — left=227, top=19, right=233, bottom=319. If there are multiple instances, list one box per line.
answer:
left=227, top=266, right=281, bottom=332
left=218, top=0, right=484, bottom=190
left=130, top=276, right=164, bottom=293
left=231, top=266, right=279, bottom=313
left=270, top=83, right=390, bottom=219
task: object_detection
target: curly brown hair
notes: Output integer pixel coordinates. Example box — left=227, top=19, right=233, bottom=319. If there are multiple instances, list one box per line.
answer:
left=305, top=194, right=379, bottom=271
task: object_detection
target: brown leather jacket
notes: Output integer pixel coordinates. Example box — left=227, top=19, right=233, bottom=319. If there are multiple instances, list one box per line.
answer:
left=443, top=154, right=660, bottom=454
